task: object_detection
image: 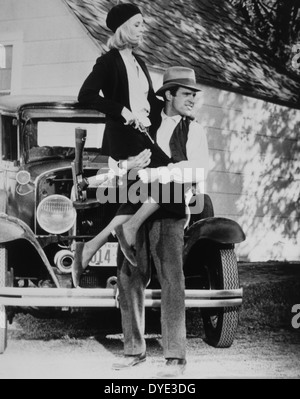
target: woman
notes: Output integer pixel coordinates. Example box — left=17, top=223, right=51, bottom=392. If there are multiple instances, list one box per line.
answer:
left=72, top=3, right=185, bottom=287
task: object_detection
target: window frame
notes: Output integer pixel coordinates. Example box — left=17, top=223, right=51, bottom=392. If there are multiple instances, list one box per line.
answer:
left=0, top=44, right=13, bottom=94
left=0, top=113, right=19, bottom=162
left=0, top=32, right=23, bottom=96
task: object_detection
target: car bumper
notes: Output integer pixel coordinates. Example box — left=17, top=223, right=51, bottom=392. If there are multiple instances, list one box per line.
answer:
left=0, top=287, right=243, bottom=308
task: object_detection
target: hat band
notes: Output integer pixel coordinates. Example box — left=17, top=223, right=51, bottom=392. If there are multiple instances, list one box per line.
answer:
left=163, top=78, right=197, bottom=86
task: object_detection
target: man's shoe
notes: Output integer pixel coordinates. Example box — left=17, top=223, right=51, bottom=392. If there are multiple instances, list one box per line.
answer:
left=114, top=225, right=137, bottom=267
left=72, top=242, right=85, bottom=288
left=112, top=352, right=146, bottom=370
left=156, top=358, right=187, bottom=378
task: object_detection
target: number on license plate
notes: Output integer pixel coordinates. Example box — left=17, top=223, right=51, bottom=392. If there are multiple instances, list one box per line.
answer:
left=89, top=242, right=118, bottom=267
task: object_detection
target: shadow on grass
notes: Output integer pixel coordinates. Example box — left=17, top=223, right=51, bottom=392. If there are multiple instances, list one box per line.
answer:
left=9, top=308, right=162, bottom=340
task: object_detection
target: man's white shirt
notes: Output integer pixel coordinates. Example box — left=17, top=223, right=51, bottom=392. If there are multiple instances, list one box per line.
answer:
left=154, top=111, right=209, bottom=185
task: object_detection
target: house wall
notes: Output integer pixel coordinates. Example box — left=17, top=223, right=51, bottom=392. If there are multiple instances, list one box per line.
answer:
left=0, top=0, right=100, bottom=95
left=0, top=0, right=299, bottom=262
left=194, top=85, right=300, bottom=262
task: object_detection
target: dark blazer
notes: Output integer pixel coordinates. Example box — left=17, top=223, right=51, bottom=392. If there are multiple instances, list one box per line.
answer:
left=78, top=49, right=163, bottom=159
left=78, top=49, right=162, bottom=122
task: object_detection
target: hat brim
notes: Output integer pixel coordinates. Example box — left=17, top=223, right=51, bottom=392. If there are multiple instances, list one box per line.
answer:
left=156, top=82, right=202, bottom=97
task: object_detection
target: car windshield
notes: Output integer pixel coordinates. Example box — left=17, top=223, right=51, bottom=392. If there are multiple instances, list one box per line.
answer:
left=25, top=119, right=105, bottom=163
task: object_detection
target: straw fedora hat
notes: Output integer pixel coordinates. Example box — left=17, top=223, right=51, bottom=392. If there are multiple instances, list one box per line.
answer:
left=156, top=66, right=202, bottom=97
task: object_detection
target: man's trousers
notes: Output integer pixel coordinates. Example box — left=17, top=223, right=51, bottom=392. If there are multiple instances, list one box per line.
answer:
left=117, top=218, right=186, bottom=359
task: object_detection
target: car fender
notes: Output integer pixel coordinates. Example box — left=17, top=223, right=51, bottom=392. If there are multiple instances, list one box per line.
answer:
left=184, top=217, right=246, bottom=261
left=0, top=213, right=60, bottom=287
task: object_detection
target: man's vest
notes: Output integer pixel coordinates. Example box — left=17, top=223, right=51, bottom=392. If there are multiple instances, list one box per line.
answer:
left=150, top=115, right=192, bottom=164
left=169, top=117, right=192, bottom=162
left=169, top=117, right=203, bottom=214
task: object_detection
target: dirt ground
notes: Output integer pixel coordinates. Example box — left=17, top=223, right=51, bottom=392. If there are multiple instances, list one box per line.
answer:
left=0, top=262, right=300, bottom=380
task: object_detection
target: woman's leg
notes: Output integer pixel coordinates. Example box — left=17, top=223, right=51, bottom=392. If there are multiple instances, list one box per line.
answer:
left=116, top=199, right=160, bottom=249
left=72, top=214, right=132, bottom=287
left=83, top=198, right=160, bottom=267
left=81, top=214, right=132, bottom=269
left=73, top=200, right=160, bottom=287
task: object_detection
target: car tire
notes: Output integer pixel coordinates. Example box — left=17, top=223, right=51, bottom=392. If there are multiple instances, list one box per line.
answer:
left=201, top=247, right=240, bottom=348
left=0, top=244, right=8, bottom=354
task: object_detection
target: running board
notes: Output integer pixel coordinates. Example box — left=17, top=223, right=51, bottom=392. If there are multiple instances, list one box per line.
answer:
left=0, top=287, right=243, bottom=308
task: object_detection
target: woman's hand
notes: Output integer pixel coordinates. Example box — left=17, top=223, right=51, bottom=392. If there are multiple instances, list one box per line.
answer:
left=121, top=107, right=140, bottom=129
left=126, top=149, right=151, bottom=170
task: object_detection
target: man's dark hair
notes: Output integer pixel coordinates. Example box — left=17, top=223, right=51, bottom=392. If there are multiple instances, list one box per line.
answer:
left=162, top=86, right=179, bottom=101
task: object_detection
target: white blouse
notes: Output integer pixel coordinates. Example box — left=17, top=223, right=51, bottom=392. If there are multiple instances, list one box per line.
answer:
left=119, top=49, right=151, bottom=127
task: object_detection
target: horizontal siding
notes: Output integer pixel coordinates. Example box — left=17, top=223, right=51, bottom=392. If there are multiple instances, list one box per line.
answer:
left=207, top=170, right=299, bottom=196
left=196, top=90, right=300, bottom=140
left=24, top=38, right=97, bottom=66
left=0, top=0, right=67, bottom=20
left=207, top=126, right=299, bottom=155
left=195, top=85, right=300, bottom=261
left=22, top=61, right=96, bottom=91
left=208, top=149, right=299, bottom=179
left=0, top=16, right=89, bottom=42
left=207, top=171, right=244, bottom=194
left=208, top=191, right=299, bottom=218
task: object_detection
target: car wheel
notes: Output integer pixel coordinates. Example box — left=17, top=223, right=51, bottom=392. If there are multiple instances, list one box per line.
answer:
left=201, top=246, right=240, bottom=348
left=0, top=244, right=8, bottom=354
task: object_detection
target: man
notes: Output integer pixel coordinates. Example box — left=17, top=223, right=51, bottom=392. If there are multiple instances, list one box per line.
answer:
left=112, top=66, right=210, bottom=378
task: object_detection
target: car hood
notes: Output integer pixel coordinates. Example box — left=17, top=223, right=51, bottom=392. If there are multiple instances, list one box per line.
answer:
left=23, top=159, right=73, bottom=182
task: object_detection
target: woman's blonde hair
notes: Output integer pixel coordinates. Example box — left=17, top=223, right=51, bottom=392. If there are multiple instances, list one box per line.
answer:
left=107, top=18, right=143, bottom=50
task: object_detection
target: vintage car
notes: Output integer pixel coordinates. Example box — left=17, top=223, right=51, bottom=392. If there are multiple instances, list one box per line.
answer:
left=0, top=95, right=245, bottom=354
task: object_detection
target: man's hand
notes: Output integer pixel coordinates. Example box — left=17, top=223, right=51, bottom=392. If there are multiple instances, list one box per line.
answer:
left=126, top=149, right=151, bottom=170
left=87, top=170, right=116, bottom=187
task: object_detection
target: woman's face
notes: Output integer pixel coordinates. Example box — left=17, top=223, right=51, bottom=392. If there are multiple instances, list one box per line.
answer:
left=127, top=14, right=145, bottom=43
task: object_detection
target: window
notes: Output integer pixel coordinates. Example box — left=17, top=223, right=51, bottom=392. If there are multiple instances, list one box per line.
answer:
left=1, top=116, right=18, bottom=161
left=0, top=44, right=13, bottom=95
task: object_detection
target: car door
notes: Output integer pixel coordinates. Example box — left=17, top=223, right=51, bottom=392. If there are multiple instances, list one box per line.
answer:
left=0, top=113, right=19, bottom=215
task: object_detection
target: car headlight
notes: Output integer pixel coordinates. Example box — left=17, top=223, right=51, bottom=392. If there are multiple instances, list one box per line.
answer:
left=37, top=195, right=76, bottom=234
left=16, top=170, right=31, bottom=185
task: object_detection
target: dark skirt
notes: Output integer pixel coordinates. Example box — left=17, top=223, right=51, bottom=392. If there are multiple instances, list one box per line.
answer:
left=115, top=179, right=187, bottom=219
left=102, top=119, right=186, bottom=219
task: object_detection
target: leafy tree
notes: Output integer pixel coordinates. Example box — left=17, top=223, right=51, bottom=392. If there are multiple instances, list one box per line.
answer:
left=230, top=0, right=300, bottom=72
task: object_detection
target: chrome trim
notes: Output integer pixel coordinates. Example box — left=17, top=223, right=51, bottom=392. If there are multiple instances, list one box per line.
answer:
left=0, top=287, right=243, bottom=308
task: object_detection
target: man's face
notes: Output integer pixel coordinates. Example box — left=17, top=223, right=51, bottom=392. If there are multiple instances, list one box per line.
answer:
left=167, top=87, right=198, bottom=117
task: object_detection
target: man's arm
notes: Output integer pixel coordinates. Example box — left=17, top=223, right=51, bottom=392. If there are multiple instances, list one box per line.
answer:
left=87, top=149, right=152, bottom=187
left=139, top=122, right=209, bottom=185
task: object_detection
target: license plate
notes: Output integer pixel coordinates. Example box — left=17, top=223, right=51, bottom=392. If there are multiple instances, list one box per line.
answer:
left=89, top=242, right=118, bottom=267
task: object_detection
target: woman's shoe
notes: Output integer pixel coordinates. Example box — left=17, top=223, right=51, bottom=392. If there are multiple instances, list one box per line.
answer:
left=114, top=225, right=137, bottom=267
left=72, top=242, right=85, bottom=287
